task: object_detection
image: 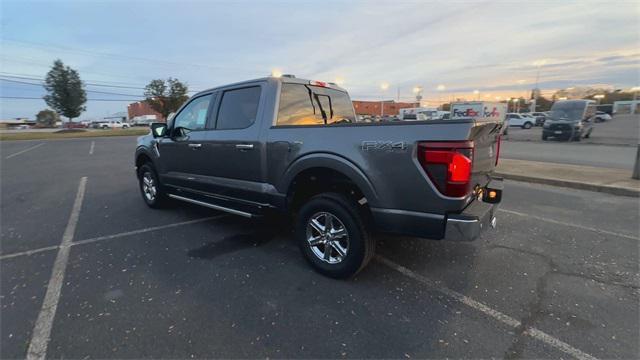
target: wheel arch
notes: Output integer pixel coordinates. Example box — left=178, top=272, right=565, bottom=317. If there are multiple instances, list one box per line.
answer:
left=278, top=153, right=379, bottom=211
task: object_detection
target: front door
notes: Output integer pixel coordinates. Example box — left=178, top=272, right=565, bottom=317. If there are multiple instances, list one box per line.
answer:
left=158, top=93, right=214, bottom=191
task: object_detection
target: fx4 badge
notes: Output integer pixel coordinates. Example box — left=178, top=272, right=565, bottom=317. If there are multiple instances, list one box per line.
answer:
left=361, top=141, right=407, bottom=151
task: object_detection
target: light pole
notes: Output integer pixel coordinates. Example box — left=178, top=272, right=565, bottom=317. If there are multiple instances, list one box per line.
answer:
left=380, top=82, right=389, bottom=117
left=413, top=85, right=423, bottom=105
left=436, top=84, right=446, bottom=106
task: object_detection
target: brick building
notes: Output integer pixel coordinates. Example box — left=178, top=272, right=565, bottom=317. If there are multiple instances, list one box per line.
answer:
left=127, top=101, right=164, bottom=122
left=352, top=100, right=419, bottom=116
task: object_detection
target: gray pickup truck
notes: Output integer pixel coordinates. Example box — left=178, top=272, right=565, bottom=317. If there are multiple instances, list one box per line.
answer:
left=135, top=75, right=504, bottom=278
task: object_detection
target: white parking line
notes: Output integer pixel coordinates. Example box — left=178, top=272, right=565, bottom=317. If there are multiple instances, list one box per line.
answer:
left=0, top=215, right=227, bottom=261
left=74, top=215, right=227, bottom=247
left=5, top=143, right=44, bottom=159
left=499, top=208, right=639, bottom=241
left=89, top=141, right=95, bottom=155
left=376, top=255, right=598, bottom=360
left=27, top=177, right=87, bottom=360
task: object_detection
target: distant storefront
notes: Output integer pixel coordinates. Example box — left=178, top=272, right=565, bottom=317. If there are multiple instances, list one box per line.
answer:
left=128, top=101, right=165, bottom=121
left=613, top=100, right=640, bottom=114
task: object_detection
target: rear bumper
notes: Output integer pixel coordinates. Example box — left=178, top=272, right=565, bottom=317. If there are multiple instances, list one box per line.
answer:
left=543, top=128, right=578, bottom=138
left=370, top=180, right=502, bottom=241
left=443, top=199, right=498, bottom=241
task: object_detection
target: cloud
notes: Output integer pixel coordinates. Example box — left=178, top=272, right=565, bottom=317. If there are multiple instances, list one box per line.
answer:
left=1, top=0, right=639, bottom=118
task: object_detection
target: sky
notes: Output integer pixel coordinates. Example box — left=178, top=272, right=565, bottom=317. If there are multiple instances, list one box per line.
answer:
left=1, top=0, right=639, bottom=120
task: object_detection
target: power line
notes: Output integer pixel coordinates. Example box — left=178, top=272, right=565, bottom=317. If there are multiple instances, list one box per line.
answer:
left=0, top=78, right=145, bottom=97
left=0, top=73, right=202, bottom=93
left=0, top=96, right=141, bottom=102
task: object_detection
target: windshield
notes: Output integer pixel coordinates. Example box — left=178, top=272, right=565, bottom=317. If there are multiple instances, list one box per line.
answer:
left=549, top=101, right=586, bottom=121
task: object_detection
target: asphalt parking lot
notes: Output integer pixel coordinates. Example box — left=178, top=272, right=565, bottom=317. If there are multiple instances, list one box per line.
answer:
left=504, top=114, right=639, bottom=147
left=1, top=136, right=639, bottom=359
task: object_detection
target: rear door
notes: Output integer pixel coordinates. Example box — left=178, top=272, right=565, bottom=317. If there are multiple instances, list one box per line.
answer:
left=199, top=84, right=265, bottom=201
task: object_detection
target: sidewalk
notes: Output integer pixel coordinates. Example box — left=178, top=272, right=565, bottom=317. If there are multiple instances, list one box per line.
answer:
left=495, top=158, right=640, bottom=197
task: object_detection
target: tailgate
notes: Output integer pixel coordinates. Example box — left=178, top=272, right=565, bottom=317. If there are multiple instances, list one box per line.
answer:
left=469, top=121, right=502, bottom=189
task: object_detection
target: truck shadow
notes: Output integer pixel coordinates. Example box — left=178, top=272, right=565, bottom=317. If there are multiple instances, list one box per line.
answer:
left=186, top=215, right=292, bottom=260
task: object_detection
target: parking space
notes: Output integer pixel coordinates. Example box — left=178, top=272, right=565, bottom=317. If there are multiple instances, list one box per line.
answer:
left=1, top=136, right=638, bottom=359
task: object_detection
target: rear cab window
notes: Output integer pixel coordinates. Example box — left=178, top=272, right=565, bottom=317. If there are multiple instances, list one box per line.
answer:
left=276, top=83, right=356, bottom=126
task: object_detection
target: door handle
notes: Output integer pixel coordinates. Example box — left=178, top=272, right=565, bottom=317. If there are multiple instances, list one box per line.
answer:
left=188, top=143, right=202, bottom=149
left=235, top=144, right=254, bottom=150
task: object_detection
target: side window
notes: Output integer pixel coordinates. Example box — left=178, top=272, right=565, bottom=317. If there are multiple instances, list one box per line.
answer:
left=276, top=83, right=356, bottom=126
left=173, top=94, right=212, bottom=131
left=277, top=84, right=323, bottom=126
left=217, top=86, right=262, bottom=130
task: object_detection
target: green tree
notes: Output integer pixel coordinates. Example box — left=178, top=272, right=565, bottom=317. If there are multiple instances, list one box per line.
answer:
left=35, top=109, right=60, bottom=128
left=143, top=78, right=189, bottom=121
left=43, top=59, right=87, bottom=123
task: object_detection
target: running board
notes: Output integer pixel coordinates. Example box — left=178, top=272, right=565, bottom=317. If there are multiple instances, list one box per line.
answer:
left=168, top=194, right=253, bottom=218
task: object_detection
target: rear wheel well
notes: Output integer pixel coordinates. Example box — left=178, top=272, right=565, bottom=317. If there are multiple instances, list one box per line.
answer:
left=287, top=168, right=369, bottom=217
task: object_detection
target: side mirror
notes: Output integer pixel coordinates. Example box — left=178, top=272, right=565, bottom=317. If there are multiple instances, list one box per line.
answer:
left=150, top=123, right=167, bottom=138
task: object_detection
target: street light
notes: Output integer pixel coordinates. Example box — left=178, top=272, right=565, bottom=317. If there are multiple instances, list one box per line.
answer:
left=413, top=85, right=423, bottom=104
left=380, top=82, right=390, bottom=117
left=594, top=94, right=605, bottom=105
left=511, top=98, right=519, bottom=112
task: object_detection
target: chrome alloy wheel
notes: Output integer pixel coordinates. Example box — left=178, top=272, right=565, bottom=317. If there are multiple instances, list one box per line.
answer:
left=306, top=212, right=349, bottom=264
left=142, top=172, right=157, bottom=202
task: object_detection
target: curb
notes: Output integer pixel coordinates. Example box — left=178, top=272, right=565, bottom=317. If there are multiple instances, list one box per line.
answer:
left=494, top=172, right=640, bottom=198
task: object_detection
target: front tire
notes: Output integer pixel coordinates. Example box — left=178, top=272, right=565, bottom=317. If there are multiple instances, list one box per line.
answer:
left=523, top=122, right=533, bottom=129
left=295, top=193, right=374, bottom=279
left=137, top=163, right=167, bottom=208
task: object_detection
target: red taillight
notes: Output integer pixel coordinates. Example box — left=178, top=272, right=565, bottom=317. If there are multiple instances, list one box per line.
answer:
left=418, top=141, right=474, bottom=197
left=495, top=135, right=501, bottom=166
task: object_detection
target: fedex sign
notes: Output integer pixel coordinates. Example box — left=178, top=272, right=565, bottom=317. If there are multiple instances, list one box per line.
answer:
left=450, top=102, right=506, bottom=121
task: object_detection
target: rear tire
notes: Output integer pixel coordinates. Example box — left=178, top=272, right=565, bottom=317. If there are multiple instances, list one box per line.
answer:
left=542, top=134, right=547, bottom=141
left=295, top=192, right=374, bottom=279
left=137, top=163, right=168, bottom=208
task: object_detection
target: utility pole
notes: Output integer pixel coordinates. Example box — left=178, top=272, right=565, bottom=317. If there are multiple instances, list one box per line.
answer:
left=633, top=144, right=640, bottom=180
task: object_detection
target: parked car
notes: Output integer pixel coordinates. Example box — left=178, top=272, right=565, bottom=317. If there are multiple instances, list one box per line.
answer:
left=531, top=112, right=547, bottom=126
left=542, top=100, right=595, bottom=141
left=594, top=111, right=612, bottom=122
left=99, top=120, right=130, bottom=129
left=506, top=113, right=535, bottom=129
left=135, top=76, right=504, bottom=278
left=63, top=122, right=87, bottom=129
